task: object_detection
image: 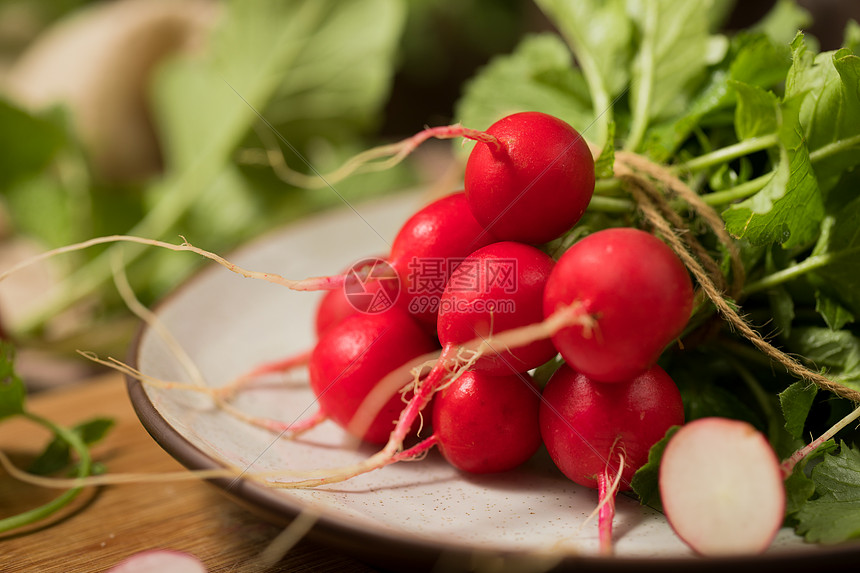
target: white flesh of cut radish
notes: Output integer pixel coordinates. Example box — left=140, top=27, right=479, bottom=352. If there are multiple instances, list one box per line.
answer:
left=659, top=417, right=786, bottom=556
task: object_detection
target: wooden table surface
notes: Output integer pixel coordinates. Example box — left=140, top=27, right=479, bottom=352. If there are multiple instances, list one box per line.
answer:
left=0, top=372, right=382, bottom=573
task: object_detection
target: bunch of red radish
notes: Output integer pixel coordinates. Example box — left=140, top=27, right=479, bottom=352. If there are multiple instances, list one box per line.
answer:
left=0, top=107, right=793, bottom=558
left=271, top=111, right=704, bottom=554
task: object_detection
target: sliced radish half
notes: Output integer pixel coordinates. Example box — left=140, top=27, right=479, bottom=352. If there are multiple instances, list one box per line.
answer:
left=108, top=550, right=207, bottom=573
left=659, top=417, right=786, bottom=556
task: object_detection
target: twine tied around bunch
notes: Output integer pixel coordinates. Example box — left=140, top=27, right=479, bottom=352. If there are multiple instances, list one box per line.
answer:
left=606, top=149, right=860, bottom=403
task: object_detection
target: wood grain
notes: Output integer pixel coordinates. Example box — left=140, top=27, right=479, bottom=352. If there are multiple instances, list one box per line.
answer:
left=0, top=373, right=380, bottom=572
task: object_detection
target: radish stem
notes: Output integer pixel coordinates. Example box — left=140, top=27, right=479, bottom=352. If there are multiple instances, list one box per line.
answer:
left=0, top=413, right=91, bottom=533
left=675, top=134, right=778, bottom=173
left=781, top=404, right=860, bottom=478
left=744, top=246, right=860, bottom=296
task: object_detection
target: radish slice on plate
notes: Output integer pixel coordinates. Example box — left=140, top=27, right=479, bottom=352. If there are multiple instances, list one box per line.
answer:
left=108, top=550, right=207, bottom=573
left=659, top=417, right=786, bottom=556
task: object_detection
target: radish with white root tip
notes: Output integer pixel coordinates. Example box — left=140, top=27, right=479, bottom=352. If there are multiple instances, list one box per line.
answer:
left=659, top=417, right=786, bottom=556
left=539, top=363, right=685, bottom=555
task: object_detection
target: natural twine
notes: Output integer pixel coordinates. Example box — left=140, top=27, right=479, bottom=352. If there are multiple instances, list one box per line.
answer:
left=609, top=150, right=860, bottom=403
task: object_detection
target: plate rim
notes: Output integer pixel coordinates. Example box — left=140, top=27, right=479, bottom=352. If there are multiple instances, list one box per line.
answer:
left=124, top=193, right=860, bottom=572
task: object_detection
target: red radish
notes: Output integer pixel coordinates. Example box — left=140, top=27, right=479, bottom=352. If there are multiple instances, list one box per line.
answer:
left=431, top=370, right=542, bottom=473
left=540, top=363, right=684, bottom=489
left=543, top=228, right=694, bottom=383
left=312, top=367, right=543, bottom=475
left=388, top=191, right=497, bottom=328
left=464, top=112, right=595, bottom=245
left=540, top=363, right=684, bottom=553
left=308, top=308, right=438, bottom=444
left=314, top=256, right=398, bottom=336
left=659, top=417, right=786, bottom=556
left=436, top=241, right=557, bottom=375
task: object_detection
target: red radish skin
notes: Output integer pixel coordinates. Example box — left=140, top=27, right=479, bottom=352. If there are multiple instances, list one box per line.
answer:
left=308, top=309, right=438, bottom=444
left=540, top=363, right=684, bottom=554
left=431, top=370, right=542, bottom=474
left=314, top=286, right=357, bottom=338
left=314, top=256, right=397, bottom=337
left=659, top=417, right=786, bottom=556
left=539, top=363, right=685, bottom=490
left=436, top=241, right=557, bottom=375
left=543, top=228, right=694, bottom=383
left=388, top=191, right=497, bottom=328
left=464, top=111, right=595, bottom=245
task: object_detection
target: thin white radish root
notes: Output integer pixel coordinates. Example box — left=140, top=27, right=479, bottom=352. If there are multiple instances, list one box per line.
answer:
left=111, top=250, right=207, bottom=388
left=237, top=123, right=501, bottom=189
left=112, top=249, right=321, bottom=433
left=79, top=351, right=327, bottom=438
left=0, top=235, right=345, bottom=292
left=215, top=348, right=312, bottom=400
left=659, top=417, right=785, bottom=556
left=0, top=448, right=239, bottom=489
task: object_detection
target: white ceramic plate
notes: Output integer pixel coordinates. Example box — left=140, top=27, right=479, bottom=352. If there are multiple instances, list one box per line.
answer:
left=127, top=191, right=856, bottom=572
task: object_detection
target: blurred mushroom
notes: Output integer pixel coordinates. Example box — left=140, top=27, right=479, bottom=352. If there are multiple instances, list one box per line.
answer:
left=4, top=0, right=219, bottom=183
